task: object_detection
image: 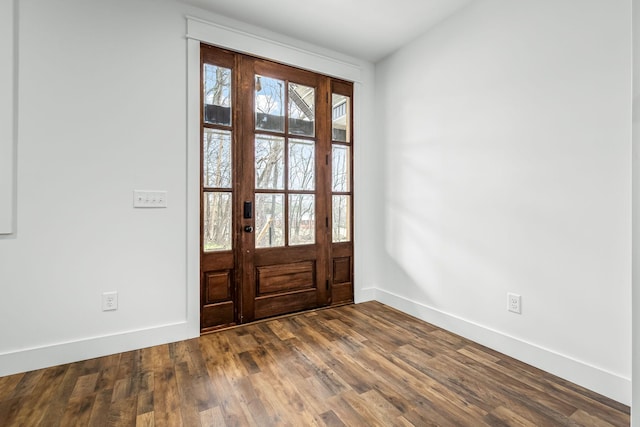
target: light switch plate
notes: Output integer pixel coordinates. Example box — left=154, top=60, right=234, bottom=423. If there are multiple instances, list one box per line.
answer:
left=133, top=190, right=167, bottom=208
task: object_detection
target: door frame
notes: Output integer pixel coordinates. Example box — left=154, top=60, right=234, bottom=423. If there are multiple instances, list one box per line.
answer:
left=186, top=17, right=364, bottom=335
left=199, top=45, right=354, bottom=330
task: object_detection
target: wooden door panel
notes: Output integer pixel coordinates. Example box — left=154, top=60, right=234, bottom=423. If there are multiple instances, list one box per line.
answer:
left=331, top=284, right=352, bottom=305
left=330, top=243, right=353, bottom=306
left=332, top=257, right=350, bottom=283
left=253, top=59, right=318, bottom=88
left=256, top=261, right=315, bottom=295
left=253, top=246, right=317, bottom=265
left=201, top=252, right=234, bottom=272
left=204, top=271, right=232, bottom=302
left=202, top=300, right=235, bottom=328
left=201, top=253, right=236, bottom=331
left=254, top=288, right=318, bottom=320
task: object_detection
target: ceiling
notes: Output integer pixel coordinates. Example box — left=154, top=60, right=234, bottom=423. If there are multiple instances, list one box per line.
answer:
left=180, top=0, right=473, bottom=62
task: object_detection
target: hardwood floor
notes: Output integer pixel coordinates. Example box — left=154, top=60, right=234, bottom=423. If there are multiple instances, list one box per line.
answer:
left=0, top=302, right=630, bottom=426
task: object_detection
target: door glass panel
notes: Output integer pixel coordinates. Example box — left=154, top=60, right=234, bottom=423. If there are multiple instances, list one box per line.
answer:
left=203, top=129, right=232, bottom=188
left=256, top=75, right=285, bottom=132
left=332, top=195, right=350, bottom=243
left=203, top=192, right=232, bottom=251
left=289, top=139, right=315, bottom=191
left=289, top=83, right=315, bottom=137
left=255, top=135, right=285, bottom=190
left=332, top=94, right=350, bottom=142
left=203, top=64, right=232, bottom=126
left=289, top=194, right=315, bottom=246
left=332, top=144, right=350, bottom=192
left=255, top=193, right=284, bottom=248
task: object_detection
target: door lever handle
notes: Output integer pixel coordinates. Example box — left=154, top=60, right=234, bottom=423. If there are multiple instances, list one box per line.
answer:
left=244, top=226, right=253, bottom=233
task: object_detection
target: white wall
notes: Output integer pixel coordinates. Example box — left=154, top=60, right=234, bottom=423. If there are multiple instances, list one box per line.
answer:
left=375, top=0, right=632, bottom=404
left=0, top=0, right=193, bottom=372
left=0, top=0, right=15, bottom=234
left=632, top=0, right=639, bottom=421
left=0, top=0, right=376, bottom=376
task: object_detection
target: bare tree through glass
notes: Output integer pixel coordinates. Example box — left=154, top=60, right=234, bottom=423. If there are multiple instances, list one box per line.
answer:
left=203, top=64, right=233, bottom=251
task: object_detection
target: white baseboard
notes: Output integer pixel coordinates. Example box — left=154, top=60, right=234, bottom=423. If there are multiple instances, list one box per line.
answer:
left=355, top=286, right=377, bottom=303
left=0, top=321, right=198, bottom=377
left=374, top=288, right=631, bottom=406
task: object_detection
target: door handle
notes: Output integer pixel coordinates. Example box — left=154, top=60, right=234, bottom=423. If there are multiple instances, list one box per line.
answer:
left=244, top=226, right=253, bottom=233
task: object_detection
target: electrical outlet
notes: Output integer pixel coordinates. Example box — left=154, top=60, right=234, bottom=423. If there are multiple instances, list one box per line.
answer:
left=507, top=293, right=521, bottom=314
left=102, top=291, right=118, bottom=311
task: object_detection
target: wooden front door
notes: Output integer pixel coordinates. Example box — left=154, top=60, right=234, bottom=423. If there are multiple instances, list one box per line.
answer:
left=200, top=44, right=354, bottom=332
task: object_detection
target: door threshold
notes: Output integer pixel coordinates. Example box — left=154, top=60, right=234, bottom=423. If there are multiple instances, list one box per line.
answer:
left=200, top=302, right=354, bottom=335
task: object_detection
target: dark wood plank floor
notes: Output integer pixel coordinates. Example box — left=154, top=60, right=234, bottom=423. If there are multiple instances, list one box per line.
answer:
left=0, top=302, right=630, bottom=426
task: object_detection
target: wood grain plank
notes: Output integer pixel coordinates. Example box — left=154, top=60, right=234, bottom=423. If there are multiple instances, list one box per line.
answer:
left=136, top=411, right=155, bottom=427
left=319, top=409, right=346, bottom=427
left=152, top=365, right=184, bottom=427
left=174, top=361, right=202, bottom=427
left=87, top=388, right=114, bottom=426
left=39, top=362, right=84, bottom=424
left=10, top=370, right=44, bottom=398
left=570, top=408, right=617, bottom=427
left=199, top=406, right=226, bottom=427
left=7, top=365, right=68, bottom=426
left=0, top=374, right=24, bottom=401
left=487, top=405, right=539, bottom=427
left=58, top=394, right=96, bottom=427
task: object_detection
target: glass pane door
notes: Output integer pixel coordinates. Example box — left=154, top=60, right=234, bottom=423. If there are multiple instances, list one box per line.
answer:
left=200, top=46, right=237, bottom=331
left=254, top=76, right=317, bottom=249
left=329, top=82, right=354, bottom=305
left=200, top=44, right=354, bottom=331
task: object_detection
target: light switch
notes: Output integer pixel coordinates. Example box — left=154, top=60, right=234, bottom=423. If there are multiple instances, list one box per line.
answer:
left=133, top=190, right=167, bottom=208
